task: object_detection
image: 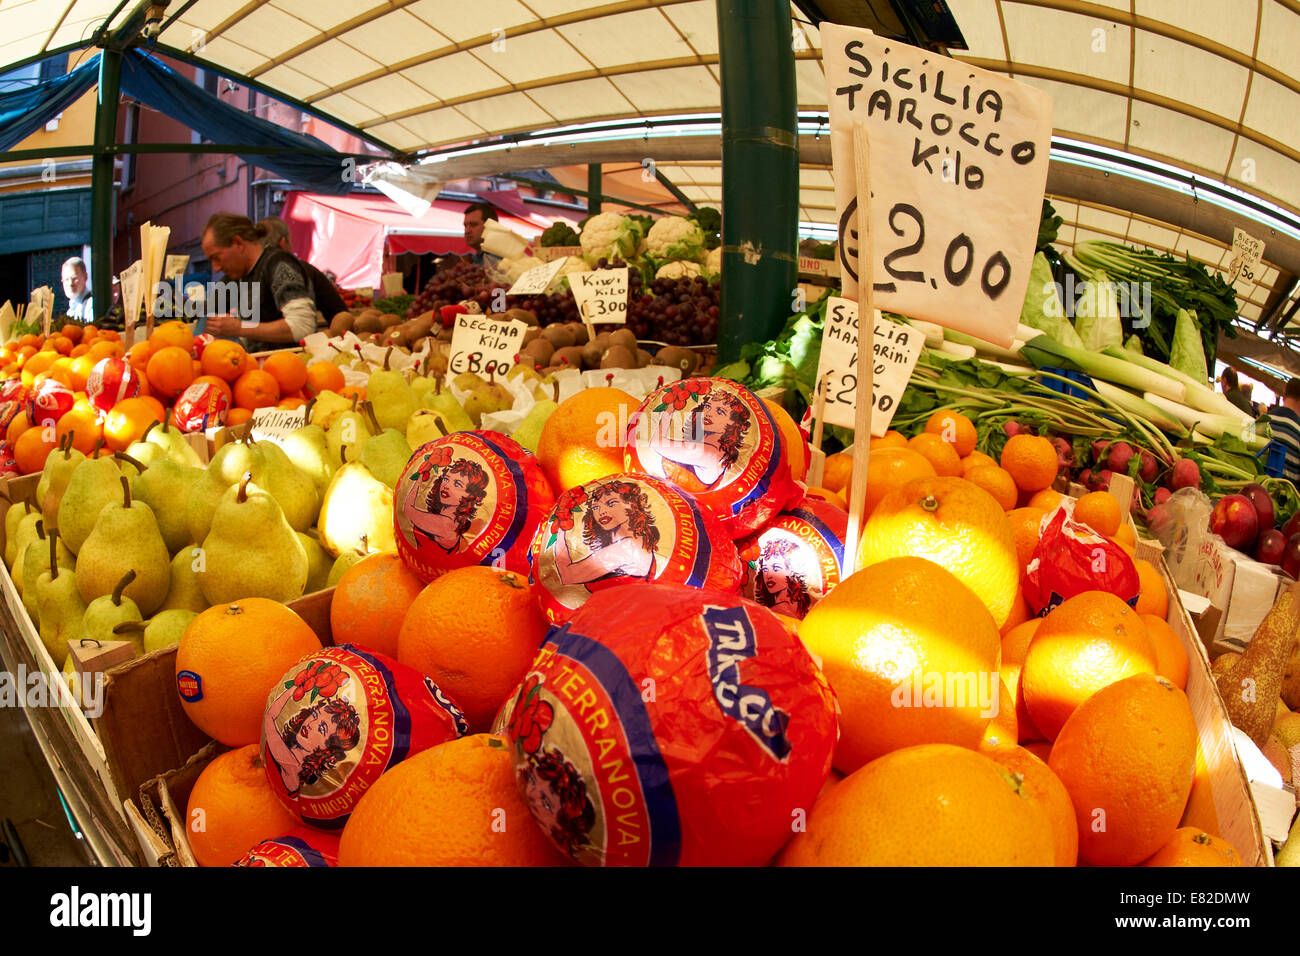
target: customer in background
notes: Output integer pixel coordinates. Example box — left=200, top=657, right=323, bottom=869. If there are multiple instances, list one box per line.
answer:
left=258, top=216, right=347, bottom=319
left=1220, top=367, right=1257, bottom=417
left=1266, top=377, right=1300, bottom=484
left=462, top=202, right=501, bottom=270
left=61, top=257, right=92, bottom=321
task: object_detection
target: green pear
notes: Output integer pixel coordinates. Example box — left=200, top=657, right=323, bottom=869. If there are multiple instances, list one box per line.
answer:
left=309, top=390, right=353, bottom=430
left=129, top=456, right=204, bottom=556
left=186, top=436, right=319, bottom=543
left=38, top=436, right=85, bottom=529
left=464, top=381, right=512, bottom=427
left=197, top=474, right=308, bottom=605
left=281, top=423, right=335, bottom=497
left=1278, top=813, right=1300, bottom=867
left=57, top=455, right=126, bottom=553
left=297, top=531, right=333, bottom=594
left=325, top=399, right=374, bottom=466
left=34, top=531, right=87, bottom=669
left=20, top=521, right=73, bottom=619
left=75, top=476, right=171, bottom=616
left=326, top=547, right=368, bottom=587
left=83, top=570, right=144, bottom=648
left=158, top=548, right=209, bottom=614
left=410, top=375, right=438, bottom=404
left=511, top=399, right=558, bottom=454
left=5, top=497, right=37, bottom=568
left=360, top=427, right=412, bottom=489
left=507, top=364, right=542, bottom=387
left=452, top=372, right=485, bottom=392
left=106, top=620, right=147, bottom=657
left=367, top=348, right=419, bottom=432
left=420, top=386, right=474, bottom=432
left=532, top=376, right=561, bottom=403
left=141, top=610, right=198, bottom=654
left=317, top=459, right=397, bottom=559
left=7, top=506, right=42, bottom=577
left=117, top=440, right=166, bottom=477
left=406, top=409, right=453, bottom=451
left=139, top=419, right=204, bottom=468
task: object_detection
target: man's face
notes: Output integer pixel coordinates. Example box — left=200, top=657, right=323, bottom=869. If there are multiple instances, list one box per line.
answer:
left=203, top=230, right=254, bottom=279
left=61, top=265, right=86, bottom=299
left=464, top=211, right=486, bottom=251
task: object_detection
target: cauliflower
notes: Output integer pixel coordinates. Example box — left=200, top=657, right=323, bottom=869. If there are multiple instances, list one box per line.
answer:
left=645, top=216, right=706, bottom=261
left=494, top=255, right=534, bottom=283
left=703, top=246, right=722, bottom=277
left=655, top=260, right=702, bottom=281
left=579, top=212, right=639, bottom=264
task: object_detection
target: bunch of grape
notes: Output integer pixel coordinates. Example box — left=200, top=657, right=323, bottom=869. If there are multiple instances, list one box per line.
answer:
left=405, top=261, right=505, bottom=318
left=628, top=275, right=720, bottom=346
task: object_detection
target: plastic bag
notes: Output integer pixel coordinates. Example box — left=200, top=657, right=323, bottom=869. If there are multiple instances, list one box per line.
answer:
left=1024, top=499, right=1139, bottom=614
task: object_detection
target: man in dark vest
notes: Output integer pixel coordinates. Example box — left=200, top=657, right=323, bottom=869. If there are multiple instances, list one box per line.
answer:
left=258, top=215, right=349, bottom=318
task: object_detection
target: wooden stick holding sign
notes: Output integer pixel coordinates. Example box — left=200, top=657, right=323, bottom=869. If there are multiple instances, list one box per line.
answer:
left=843, top=121, right=876, bottom=577
left=806, top=370, right=831, bottom=488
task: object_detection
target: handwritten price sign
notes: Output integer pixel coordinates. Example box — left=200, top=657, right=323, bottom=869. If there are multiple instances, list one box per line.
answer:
left=1226, top=228, right=1264, bottom=285
left=507, top=258, right=566, bottom=296
left=447, top=313, right=529, bottom=379
left=570, top=267, right=629, bottom=324
left=822, top=26, right=1053, bottom=346
left=814, top=296, right=923, bottom=434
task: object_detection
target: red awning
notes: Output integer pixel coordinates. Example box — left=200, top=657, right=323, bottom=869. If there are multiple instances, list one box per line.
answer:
left=281, top=191, right=550, bottom=288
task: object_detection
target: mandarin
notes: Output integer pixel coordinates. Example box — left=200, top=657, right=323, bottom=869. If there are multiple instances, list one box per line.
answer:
left=185, top=745, right=300, bottom=868
left=1142, top=827, right=1242, bottom=867
left=982, top=743, right=1079, bottom=867
left=1074, top=491, right=1122, bottom=537
left=1001, top=434, right=1059, bottom=492
left=262, top=351, right=309, bottom=395
left=907, top=432, right=962, bottom=477
left=863, top=447, right=936, bottom=519
left=233, top=369, right=281, bottom=410
left=924, top=409, right=977, bottom=457
left=537, top=386, right=638, bottom=493
left=1142, top=614, right=1189, bottom=690
left=329, top=552, right=425, bottom=659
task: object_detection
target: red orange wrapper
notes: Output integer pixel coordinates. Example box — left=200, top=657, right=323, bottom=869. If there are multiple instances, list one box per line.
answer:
left=86, top=357, right=141, bottom=414
left=736, top=496, right=849, bottom=620
left=1023, top=501, right=1140, bottom=615
left=624, top=378, right=803, bottom=539
left=527, top=472, right=743, bottom=624
left=27, top=378, right=73, bottom=427
left=261, top=644, right=469, bottom=830
left=173, top=381, right=229, bottom=432
left=233, top=828, right=340, bottom=867
left=504, top=584, right=839, bottom=866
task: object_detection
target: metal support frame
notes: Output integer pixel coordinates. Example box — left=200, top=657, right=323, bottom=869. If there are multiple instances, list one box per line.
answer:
left=587, top=163, right=602, bottom=216
left=716, top=0, right=799, bottom=363
left=90, top=48, right=122, bottom=314
left=654, top=168, right=698, bottom=214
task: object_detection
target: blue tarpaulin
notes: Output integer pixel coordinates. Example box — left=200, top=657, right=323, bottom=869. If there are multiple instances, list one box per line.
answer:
left=0, top=49, right=363, bottom=194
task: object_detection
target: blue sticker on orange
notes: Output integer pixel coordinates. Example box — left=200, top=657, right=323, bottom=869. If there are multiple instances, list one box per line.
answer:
left=177, top=670, right=203, bottom=702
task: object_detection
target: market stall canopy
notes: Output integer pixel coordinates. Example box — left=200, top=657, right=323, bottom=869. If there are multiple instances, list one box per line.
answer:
left=282, top=189, right=550, bottom=288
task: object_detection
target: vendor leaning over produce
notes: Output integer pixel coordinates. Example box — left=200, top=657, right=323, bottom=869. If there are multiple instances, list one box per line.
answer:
left=200, top=212, right=323, bottom=348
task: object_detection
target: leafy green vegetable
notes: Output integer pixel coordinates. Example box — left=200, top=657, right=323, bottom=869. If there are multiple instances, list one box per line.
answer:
left=1020, top=252, right=1083, bottom=348
left=1073, top=275, right=1124, bottom=352
left=1037, top=199, right=1062, bottom=251
left=373, top=293, right=414, bottom=316
left=540, top=221, right=580, bottom=247
left=810, top=243, right=836, bottom=261
left=688, top=207, right=721, bottom=250
left=1169, top=308, right=1209, bottom=384
left=1123, top=334, right=1144, bottom=354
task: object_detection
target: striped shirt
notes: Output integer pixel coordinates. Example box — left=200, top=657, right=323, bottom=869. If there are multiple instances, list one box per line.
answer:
left=1268, top=405, right=1300, bottom=483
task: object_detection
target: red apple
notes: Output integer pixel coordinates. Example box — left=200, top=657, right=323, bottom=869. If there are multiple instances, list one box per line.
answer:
left=1210, top=494, right=1260, bottom=552
left=1256, top=529, right=1287, bottom=565
left=1283, top=512, right=1300, bottom=541
left=1283, top=535, right=1300, bottom=579
left=1240, top=483, right=1275, bottom=531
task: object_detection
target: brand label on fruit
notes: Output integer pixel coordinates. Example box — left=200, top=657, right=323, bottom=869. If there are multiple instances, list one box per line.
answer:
left=701, top=606, right=792, bottom=760
left=570, top=268, right=629, bottom=325
left=530, top=475, right=713, bottom=620
left=506, top=635, right=682, bottom=867
left=507, top=257, right=567, bottom=296
left=813, top=297, right=922, bottom=434
left=740, top=501, right=847, bottom=619
left=447, top=313, right=528, bottom=379
left=236, top=834, right=334, bottom=868
left=822, top=25, right=1053, bottom=346
left=176, top=670, right=202, bottom=702
left=250, top=406, right=307, bottom=445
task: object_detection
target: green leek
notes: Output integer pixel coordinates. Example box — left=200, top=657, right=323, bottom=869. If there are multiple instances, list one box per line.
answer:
left=1100, top=346, right=1251, bottom=424
left=1019, top=334, right=1186, bottom=404
left=1090, top=380, right=1186, bottom=436
left=1143, top=393, right=1267, bottom=448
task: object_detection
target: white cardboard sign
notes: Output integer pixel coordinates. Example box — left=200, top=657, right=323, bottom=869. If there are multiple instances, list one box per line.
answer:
left=250, top=406, right=308, bottom=445
left=163, top=255, right=190, bottom=280
left=507, top=258, right=566, bottom=296
left=570, top=267, right=629, bottom=325
left=814, top=296, right=923, bottom=435
left=120, top=261, right=143, bottom=334
left=381, top=271, right=405, bottom=297
left=447, top=313, right=529, bottom=380
left=1227, top=228, right=1264, bottom=284
left=822, top=25, right=1053, bottom=347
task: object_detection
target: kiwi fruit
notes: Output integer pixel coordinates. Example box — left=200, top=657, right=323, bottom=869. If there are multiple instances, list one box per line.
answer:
left=600, top=345, right=635, bottom=370
left=329, top=312, right=356, bottom=337
left=566, top=322, right=590, bottom=346
left=634, top=348, right=653, bottom=368
left=593, top=331, right=612, bottom=351
left=503, top=308, right=538, bottom=327
left=580, top=344, right=603, bottom=370
left=353, top=313, right=384, bottom=335
left=552, top=346, right=585, bottom=369
left=652, top=346, right=700, bottom=375
left=608, top=328, right=637, bottom=352
left=379, top=313, right=403, bottom=329
left=522, top=327, right=542, bottom=345
left=520, top=338, right=555, bottom=367
left=541, top=325, right=576, bottom=349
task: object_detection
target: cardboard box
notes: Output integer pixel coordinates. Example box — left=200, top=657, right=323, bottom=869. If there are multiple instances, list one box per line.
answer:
left=132, top=741, right=224, bottom=867
left=532, top=245, right=582, bottom=262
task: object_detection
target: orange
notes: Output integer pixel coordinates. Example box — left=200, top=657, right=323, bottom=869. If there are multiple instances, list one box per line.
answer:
left=796, top=556, right=1002, bottom=772
left=1001, top=434, right=1059, bottom=492
left=1142, top=614, right=1188, bottom=690
left=1133, top=558, right=1168, bottom=618
left=1049, top=673, right=1197, bottom=867
left=304, top=361, right=345, bottom=397
left=226, top=407, right=253, bottom=427
left=60, top=324, right=83, bottom=344
left=175, top=599, right=323, bottom=747
left=981, top=679, right=1018, bottom=748
left=338, top=734, right=566, bottom=866
left=1113, top=521, right=1135, bottom=547
left=803, top=486, right=847, bottom=510
left=126, top=341, right=152, bottom=372
left=54, top=407, right=103, bottom=455
left=23, top=351, right=56, bottom=377
left=14, top=426, right=58, bottom=474
left=1142, top=827, right=1242, bottom=867
left=925, top=409, right=977, bottom=457
left=778, top=744, right=1054, bottom=867
left=150, top=320, right=194, bottom=354
left=6, top=410, right=33, bottom=447
left=870, top=429, right=907, bottom=451
left=863, top=447, right=936, bottom=519
left=146, top=345, right=196, bottom=399
left=1000, top=618, right=1045, bottom=742
left=48, top=335, right=73, bottom=356
left=537, top=386, right=639, bottom=494
left=965, top=464, right=1018, bottom=511
left=982, top=743, right=1079, bottom=867
left=961, top=450, right=998, bottom=475
left=48, top=357, right=73, bottom=387
left=1002, top=585, right=1030, bottom=635
left=339, top=384, right=366, bottom=402
left=1007, top=506, right=1048, bottom=574
left=262, top=351, right=309, bottom=396
left=278, top=396, right=307, bottom=410
left=185, top=745, right=299, bottom=868
left=66, top=355, right=95, bottom=393
left=1022, top=591, right=1155, bottom=740
left=1023, top=740, right=1053, bottom=763
left=761, top=399, right=808, bottom=483
left=329, top=552, right=426, bottom=659
left=200, top=340, right=251, bottom=382
left=102, top=397, right=164, bottom=452
left=397, top=567, right=549, bottom=732
left=86, top=339, right=122, bottom=362
left=907, top=432, right=962, bottom=476
left=821, top=451, right=853, bottom=494
left=232, top=369, right=281, bottom=410
left=859, top=476, right=1019, bottom=629
left=1074, top=490, right=1122, bottom=537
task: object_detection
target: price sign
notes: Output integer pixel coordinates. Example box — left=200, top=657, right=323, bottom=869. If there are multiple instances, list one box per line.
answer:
left=381, top=271, right=405, bottom=296
left=570, top=268, right=629, bottom=325
left=506, top=257, right=566, bottom=296
left=447, top=313, right=529, bottom=380
left=120, top=261, right=143, bottom=338
left=822, top=26, right=1053, bottom=346
left=813, top=296, right=923, bottom=435
left=1226, top=228, right=1264, bottom=284
left=250, top=406, right=308, bottom=445
left=164, top=255, right=190, bottom=279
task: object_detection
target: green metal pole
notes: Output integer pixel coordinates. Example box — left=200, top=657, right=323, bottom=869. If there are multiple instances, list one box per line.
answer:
left=90, top=48, right=122, bottom=314
left=715, top=0, right=798, bottom=363
left=587, top=163, right=602, bottom=215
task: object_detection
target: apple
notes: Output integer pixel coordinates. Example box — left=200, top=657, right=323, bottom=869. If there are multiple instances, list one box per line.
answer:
left=1171, top=458, right=1201, bottom=491
left=1283, top=535, right=1300, bottom=579
left=1240, top=483, right=1276, bottom=531
left=1256, top=529, right=1287, bottom=565
left=1283, top=512, right=1300, bottom=541
left=1210, top=494, right=1259, bottom=552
